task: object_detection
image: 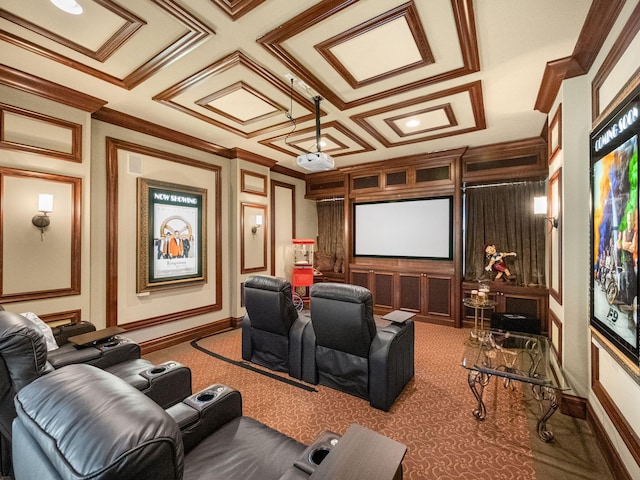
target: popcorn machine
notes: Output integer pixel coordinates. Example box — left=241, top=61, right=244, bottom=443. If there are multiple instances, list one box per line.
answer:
left=292, top=239, right=315, bottom=304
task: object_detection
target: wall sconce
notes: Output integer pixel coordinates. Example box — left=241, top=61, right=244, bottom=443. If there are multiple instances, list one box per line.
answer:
left=32, top=193, right=53, bottom=240
left=251, top=214, right=263, bottom=235
left=533, top=195, right=558, bottom=229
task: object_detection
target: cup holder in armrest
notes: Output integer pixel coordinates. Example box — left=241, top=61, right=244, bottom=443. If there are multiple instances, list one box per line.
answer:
left=309, top=447, right=331, bottom=465
left=96, top=337, right=133, bottom=351
left=143, top=361, right=178, bottom=377
left=195, top=390, right=219, bottom=403
left=294, top=430, right=341, bottom=475
left=184, top=385, right=228, bottom=410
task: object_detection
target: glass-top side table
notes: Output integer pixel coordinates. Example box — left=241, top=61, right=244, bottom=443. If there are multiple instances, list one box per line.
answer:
left=461, top=330, right=570, bottom=442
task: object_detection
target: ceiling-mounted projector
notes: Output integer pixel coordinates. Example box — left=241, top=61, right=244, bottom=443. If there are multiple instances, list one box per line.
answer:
left=296, top=151, right=335, bottom=172
left=295, top=95, right=336, bottom=172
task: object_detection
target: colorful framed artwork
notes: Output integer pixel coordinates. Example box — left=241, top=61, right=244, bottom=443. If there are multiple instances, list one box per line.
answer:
left=137, top=178, right=207, bottom=292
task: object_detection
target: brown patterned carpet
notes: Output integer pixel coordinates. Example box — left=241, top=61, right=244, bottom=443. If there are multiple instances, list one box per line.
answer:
left=144, top=321, right=614, bottom=480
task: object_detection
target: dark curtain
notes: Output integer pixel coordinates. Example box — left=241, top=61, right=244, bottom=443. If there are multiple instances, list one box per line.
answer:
left=464, top=181, right=546, bottom=286
left=316, top=199, right=345, bottom=270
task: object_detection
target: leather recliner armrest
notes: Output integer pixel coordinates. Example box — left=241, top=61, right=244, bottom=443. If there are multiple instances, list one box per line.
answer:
left=47, top=336, right=141, bottom=369
left=169, top=384, right=243, bottom=454
left=51, top=321, right=96, bottom=346
left=289, top=313, right=312, bottom=380
left=299, top=315, right=317, bottom=385
left=369, top=320, right=415, bottom=411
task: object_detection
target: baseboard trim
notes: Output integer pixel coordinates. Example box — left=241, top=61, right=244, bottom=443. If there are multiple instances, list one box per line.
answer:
left=139, top=319, right=232, bottom=354
left=586, top=400, right=633, bottom=480
left=560, top=392, right=587, bottom=419
left=557, top=392, right=632, bottom=479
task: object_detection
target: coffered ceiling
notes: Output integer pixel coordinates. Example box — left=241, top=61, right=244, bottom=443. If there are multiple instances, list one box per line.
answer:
left=0, top=0, right=592, bottom=172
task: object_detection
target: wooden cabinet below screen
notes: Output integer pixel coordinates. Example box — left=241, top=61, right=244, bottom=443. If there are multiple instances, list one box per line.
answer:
left=350, top=267, right=456, bottom=325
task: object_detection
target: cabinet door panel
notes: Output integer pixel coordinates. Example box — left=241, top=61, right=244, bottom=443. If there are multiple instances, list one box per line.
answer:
left=373, top=273, right=394, bottom=309
left=503, top=295, right=540, bottom=317
left=399, top=274, right=421, bottom=312
left=427, top=277, right=451, bottom=316
left=351, top=270, right=370, bottom=290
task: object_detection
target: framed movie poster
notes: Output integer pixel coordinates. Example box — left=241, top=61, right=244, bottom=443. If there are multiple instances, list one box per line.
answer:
left=137, top=178, right=207, bottom=293
left=590, top=84, right=639, bottom=365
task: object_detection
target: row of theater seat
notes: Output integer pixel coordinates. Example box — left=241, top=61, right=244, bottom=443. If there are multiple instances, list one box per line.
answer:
left=241, top=275, right=415, bottom=412
left=0, top=310, right=192, bottom=477
left=1, top=309, right=406, bottom=479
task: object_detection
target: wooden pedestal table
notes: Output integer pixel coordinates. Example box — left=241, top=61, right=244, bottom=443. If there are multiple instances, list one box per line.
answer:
left=463, top=297, right=496, bottom=339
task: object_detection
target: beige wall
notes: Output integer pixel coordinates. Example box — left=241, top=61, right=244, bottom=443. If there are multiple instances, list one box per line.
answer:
left=0, top=85, right=317, bottom=344
left=0, top=85, right=92, bottom=320
left=91, top=120, right=233, bottom=342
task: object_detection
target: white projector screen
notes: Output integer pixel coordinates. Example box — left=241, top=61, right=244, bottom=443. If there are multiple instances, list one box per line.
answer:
left=354, top=197, right=452, bottom=259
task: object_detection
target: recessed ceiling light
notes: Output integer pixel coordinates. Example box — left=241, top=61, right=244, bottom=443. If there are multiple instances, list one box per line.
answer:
left=405, top=119, right=420, bottom=128
left=51, top=0, right=83, bottom=15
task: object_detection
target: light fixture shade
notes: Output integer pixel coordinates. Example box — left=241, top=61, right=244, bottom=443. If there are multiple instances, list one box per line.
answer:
left=533, top=196, right=547, bottom=215
left=50, top=0, right=83, bottom=15
left=255, top=214, right=263, bottom=226
left=38, top=194, right=54, bottom=213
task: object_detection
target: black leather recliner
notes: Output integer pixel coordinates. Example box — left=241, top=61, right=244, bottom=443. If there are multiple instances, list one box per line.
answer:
left=12, top=364, right=347, bottom=480
left=242, top=275, right=310, bottom=379
left=0, top=310, right=192, bottom=475
left=302, top=283, right=415, bottom=411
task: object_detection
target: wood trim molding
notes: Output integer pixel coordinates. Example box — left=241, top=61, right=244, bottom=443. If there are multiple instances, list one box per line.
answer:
left=240, top=202, right=268, bottom=274
left=548, top=168, right=562, bottom=304
left=591, top=0, right=640, bottom=121
left=548, top=308, right=562, bottom=365
left=231, top=148, right=276, bottom=167
left=586, top=399, right=634, bottom=480
left=93, top=107, right=231, bottom=158
left=0, top=103, right=82, bottom=162
left=314, top=2, right=434, bottom=89
left=384, top=104, right=457, bottom=138
left=39, top=309, right=82, bottom=325
left=209, top=0, right=267, bottom=21
left=105, top=137, right=223, bottom=328
left=241, top=169, right=268, bottom=196
left=0, top=167, right=81, bottom=303
left=591, top=340, right=640, bottom=469
left=153, top=50, right=317, bottom=139
left=259, top=120, right=374, bottom=158
left=139, top=317, right=233, bottom=354
left=120, top=304, right=224, bottom=332
left=271, top=163, right=306, bottom=180
left=0, top=64, right=107, bottom=112
left=270, top=180, right=296, bottom=276
left=196, top=81, right=286, bottom=126
left=258, top=0, right=479, bottom=111
left=0, top=0, right=145, bottom=62
left=548, top=104, right=562, bottom=163
left=559, top=393, right=586, bottom=419
left=0, top=0, right=214, bottom=90
left=534, top=0, right=625, bottom=114
left=534, top=57, right=573, bottom=114
left=350, top=80, right=485, bottom=148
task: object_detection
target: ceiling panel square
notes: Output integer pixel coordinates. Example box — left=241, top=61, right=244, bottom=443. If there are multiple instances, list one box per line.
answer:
left=351, top=80, right=485, bottom=147
left=154, top=51, right=316, bottom=138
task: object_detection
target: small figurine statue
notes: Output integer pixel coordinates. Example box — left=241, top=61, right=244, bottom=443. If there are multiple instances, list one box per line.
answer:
left=484, top=244, right=517, bottom=281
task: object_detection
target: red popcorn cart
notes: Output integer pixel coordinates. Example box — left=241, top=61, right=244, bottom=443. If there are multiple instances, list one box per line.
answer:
left=292, top=239, right=315, bottom=306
